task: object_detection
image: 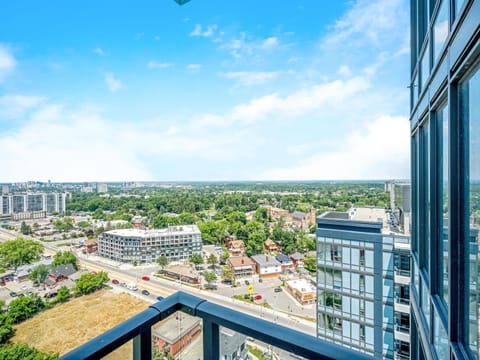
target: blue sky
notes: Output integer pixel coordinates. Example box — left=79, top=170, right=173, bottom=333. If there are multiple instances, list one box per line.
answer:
left=0, top=0, right=410, bottom=182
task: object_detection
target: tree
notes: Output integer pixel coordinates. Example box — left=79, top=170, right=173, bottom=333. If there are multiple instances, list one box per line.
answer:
left=0, top=343, right=58, bottom=360
left=7, top=294, right=45, bottom=324
left=0, top=314, right=14, bottom=344
left=52, top=251, right=78, bottom=270
left=74, top=271, right=108, bottom=296
left=28, top=264, right=49, bottom=285
left=53, top=286, right=70, bottom=304
left=203, top=271, right=217, bottom=284
left=222, top=267, right=234, bottom=283
left=20, top=222, right=32, bottom=235
left=189, top=253, right=204, bottom=267
left=0, top=238, right=43, bottom=271
left=219, top=250, right=229, bottom=265
left=207, top=254, right=217, bottom=268
left=304, top=255, right=317, bottom=272
left=156, top=256, right=169, bottom=270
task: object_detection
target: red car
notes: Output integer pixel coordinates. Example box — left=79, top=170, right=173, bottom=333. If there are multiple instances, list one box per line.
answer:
left=112, top=279, right=119, bottom=285
left=141, top=276, right=150, bottom=281
left=254, top=294, right=262, bottom=301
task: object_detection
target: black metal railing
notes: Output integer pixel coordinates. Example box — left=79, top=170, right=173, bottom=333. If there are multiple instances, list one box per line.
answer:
left=60, top=291, right=374, bottom=360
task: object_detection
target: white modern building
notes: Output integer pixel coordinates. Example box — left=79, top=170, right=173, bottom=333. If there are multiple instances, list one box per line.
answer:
left=98, top=225, right=202, bottom=264
left=0, top=192, right=66, bottom=217
left=250, top=254, right=282, bottom=279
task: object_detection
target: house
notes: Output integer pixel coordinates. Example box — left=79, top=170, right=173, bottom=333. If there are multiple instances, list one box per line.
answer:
left=227, top=240, right=245, bottom=257
left=45, top=263, right=77, bottom=287
left=275, top=254, right=295, bottom=272
left=251, top=255, right=282, bottom=279
left=14, top=258, right=53, bottom=281
left=289, top=252, right=305, bottom=268
left=286, top=208, right=316, bottom=230
left=264, top=238, right=279, bottom=252
left=83, top=239, right=98, bottom=254
left=227, top=256, right=255, bottom=278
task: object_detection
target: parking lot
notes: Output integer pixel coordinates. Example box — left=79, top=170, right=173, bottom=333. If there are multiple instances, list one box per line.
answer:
left=215, top=275, right=316, bottom=319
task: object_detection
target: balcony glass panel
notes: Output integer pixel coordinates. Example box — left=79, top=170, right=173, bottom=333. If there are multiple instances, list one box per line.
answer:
left=433, top=311, right=448, bottom=360
left=420, top=40, right=430, bottom=93
left=464, top=63, right=480, bottom=357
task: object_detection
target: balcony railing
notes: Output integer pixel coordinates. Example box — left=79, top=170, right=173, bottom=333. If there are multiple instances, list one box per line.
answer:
left=394, top=268, right=410, bottom=277
left=60, top=291, right=373, bottom=360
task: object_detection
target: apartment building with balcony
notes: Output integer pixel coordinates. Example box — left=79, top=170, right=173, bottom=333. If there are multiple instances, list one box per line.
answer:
left=98, top=225, right=202, bottom=264
left=0, top=192, right=66, bottom=218
left=316, top=206, right=411, bottom=360
left=409, top=0, right=480, bottom=359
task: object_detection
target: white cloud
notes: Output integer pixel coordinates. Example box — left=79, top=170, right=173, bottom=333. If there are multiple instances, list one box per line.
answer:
left=218, top=71, right=282, bottom=86
left=147, top=61, right=172, bottom=69
left=189, top=24, right=218, bottom=37
left=287, top=56, right=302, bottom=64
left=261, top=37, right=279, bottom=50
left=154, top=35, right=161, bottom=41
left=337, top=65, right=351, bottom=76
left=186, top=64, right=202, bottom=71
left=230, top=76, right=370, bottom=123
left=260, top=115, right=410, bottom=180
left=322, top=0, right=408, bottom=49
left=92, top=47, right=106, bottom=56
left=0, top=95, right=46, bottom=119
left=104, top=72, right=123, bottom=92
left=0, top=44, right=16, bottom=82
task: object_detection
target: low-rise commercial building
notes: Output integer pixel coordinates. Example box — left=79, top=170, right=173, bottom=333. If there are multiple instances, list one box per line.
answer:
left=285, top=279, right=316, bottom=305
left=227, top=256, right=255, bottom=278
left=98, top=225, right=202, bottom=264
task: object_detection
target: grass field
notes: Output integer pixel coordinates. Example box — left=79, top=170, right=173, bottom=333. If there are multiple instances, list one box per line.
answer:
left=11, top=290, right=149, bottom=359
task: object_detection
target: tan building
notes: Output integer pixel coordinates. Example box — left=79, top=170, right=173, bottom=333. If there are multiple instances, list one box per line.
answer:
left=227, top=240, right=245, bottom=256
left=227, top=256, right=255, bottom=278
left=285, top=279, right=316, bottom=305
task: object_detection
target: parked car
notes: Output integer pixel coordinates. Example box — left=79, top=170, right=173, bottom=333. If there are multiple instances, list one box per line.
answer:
left=120, top=282, right=127, bottom=287
left=245, top=280, right=250, bottom=285
left=258, top=278, right=263, bottom=283
left=141, top=289, right=150, bottom=296
left=141, top=276, right=150, bottom=281
left=112, top=279, right=119, bottom=285
left=9, top=292, right=17, bottom=297
left=26, top=291, right=33, bottom=296
left=254, top=294, right=262, bottom=301
left=156, top=296, right=164, bottom=301
left=274, top=287, right=282, bottom=292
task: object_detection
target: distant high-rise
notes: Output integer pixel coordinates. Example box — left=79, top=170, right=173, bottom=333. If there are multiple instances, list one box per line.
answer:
left=0, top=192, right=66, bottom=218
left=410, top=0, right=480, bottom=359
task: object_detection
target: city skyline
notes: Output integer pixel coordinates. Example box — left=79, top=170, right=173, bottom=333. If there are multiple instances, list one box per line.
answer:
left=0, top=0, right=410, bottom=182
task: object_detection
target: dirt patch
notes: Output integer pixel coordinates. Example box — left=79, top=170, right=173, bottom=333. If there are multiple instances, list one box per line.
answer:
left=11, top=290, right=149, bottom=359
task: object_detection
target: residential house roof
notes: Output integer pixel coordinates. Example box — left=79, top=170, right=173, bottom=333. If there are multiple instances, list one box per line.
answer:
left=50, top=263, right=76, bottom=279
left=228, top=256, right=254, bottom=268
left=251, top=254, right=281, bottom=267
left=289, top=252, right=305, bottom=260
left=275, top=254, right=292, bottom=263
left=291, top=211, right=307, bottom=220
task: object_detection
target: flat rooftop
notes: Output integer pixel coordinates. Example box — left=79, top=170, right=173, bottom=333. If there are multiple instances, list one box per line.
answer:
left=286, top=279, right=316, bottom=293
left=104, top=225, right=200, bottom=237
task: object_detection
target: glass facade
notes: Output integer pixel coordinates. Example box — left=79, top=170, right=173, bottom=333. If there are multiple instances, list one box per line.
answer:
left=316, top=214, right=399, bottom=359
left=410, top=0, right=480, bottom=359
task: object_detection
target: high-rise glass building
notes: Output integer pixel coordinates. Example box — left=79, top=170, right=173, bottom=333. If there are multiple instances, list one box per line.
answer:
left=316, top=206, right=411, bottom=359
left=410, top=0, right=480, bottom=359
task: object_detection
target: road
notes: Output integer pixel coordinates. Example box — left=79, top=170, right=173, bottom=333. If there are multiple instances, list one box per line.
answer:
left=0, top=227, right=317, bottom=338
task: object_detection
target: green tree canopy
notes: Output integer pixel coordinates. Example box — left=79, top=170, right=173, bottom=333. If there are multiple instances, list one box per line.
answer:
left=7, top=294, right=46, bottom=324
left=189, top=253, right=204, bottom=267
left=28, top=264, right=49, bottom=285
left=0, top=238, right=43, bottom=271
left=0, top=343, right=58, bottom=360
left=52, top=251, right=78, bottom=270
left=156, top=256, right=169, bottom=270
left=203, top=271, right=217, bottom=284
left=74, top=271, right=108, bottom=296
left=207, top=254, right=217, bottom=268
left=20, top=222, right=32, bottom=235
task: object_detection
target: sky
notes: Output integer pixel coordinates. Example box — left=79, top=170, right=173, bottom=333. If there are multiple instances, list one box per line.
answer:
left=0, top=0, right=411, bottom=182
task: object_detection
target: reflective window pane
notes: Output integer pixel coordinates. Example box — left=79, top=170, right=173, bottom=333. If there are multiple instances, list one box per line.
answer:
left=433, top=0, right=448, bottom=62
left=464, top=64, right=480, bottom=356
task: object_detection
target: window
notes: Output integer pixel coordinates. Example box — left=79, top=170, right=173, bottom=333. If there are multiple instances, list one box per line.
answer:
left=462, top=62, right=480, bottom=355
left=420, top=41, right=430, bottom=93
left=437, top=103, right=449, bottom=305
left=454, top=0, right=467, bottom=19
left=432, top=0, right=448, bottom=63
left=421, top=118, right=432, bottom=275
